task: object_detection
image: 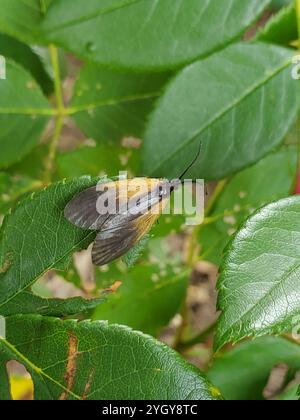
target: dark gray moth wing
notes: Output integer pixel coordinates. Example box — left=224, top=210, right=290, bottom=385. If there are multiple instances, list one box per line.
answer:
left=64, top=186, right=110, bottom=230
left=91, top=184, right=167, bottom=265
left=65, top=178, right=161, bottom=231
left=92, top=210, right=159, bottom=266
left=66, top=178, right=167, bottom=265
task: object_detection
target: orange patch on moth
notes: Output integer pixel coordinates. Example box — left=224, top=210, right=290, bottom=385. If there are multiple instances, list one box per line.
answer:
left=59, top=333, right=79, bottom=400
left=82, top=369, right=95, bottom=400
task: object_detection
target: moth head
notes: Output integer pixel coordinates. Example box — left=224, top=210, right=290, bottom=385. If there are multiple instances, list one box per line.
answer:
left=157, top=179, right=181, bottom=199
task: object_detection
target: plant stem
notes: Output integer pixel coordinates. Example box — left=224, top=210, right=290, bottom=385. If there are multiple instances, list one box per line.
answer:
left=49, top=45, right=64, bottom=114
left=176, top=322, right=217, bottom=352
left=40, top=0, right=47, bottom=14
left=174, top=179, right=227, bottom=351
left=44, top=115, right=64, bottom=184
left=295, top=0, right=300, bottom=182
left=296, top=0, right=300, bottom=38
left=43, top=45, right=65, bottom=184
left=186, top=179, right=228, bottom=267
left=205, top=179, right=228, bottom=216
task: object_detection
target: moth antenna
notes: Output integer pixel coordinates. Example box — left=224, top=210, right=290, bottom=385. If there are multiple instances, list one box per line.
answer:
left=179, top=141, right=203, bottom=180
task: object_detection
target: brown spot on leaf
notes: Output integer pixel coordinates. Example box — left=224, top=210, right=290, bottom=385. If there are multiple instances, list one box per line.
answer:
left=82, top=369, right=95, bottom=400
left=121, top=136, right=142, bottom=150
left=0, top=259, right=11, bottom=274
left=105, top=280, right=122, bottom=294
left=26, top=80, right=36, bottom=89
left=59, top=333, right=79, bottom=400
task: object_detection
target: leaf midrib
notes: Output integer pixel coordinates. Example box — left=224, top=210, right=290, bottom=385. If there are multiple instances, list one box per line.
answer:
left=218, top=230, right=300, bottom=344
left=45, top=0, right=144, bottom=33
left=150, top=57, right=292, bottom=175
left=0, top=107, right=56, bottom=116
left=1, top=337, right=81, bottom=400
left=69, top=91, right=160, bottom=115
left=0, top=92, right=160, bottom=117
left=0, top=231, right=95, bottom=309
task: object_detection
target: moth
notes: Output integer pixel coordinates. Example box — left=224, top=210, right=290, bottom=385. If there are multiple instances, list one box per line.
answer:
left=64, top=146, right=201, bottom=266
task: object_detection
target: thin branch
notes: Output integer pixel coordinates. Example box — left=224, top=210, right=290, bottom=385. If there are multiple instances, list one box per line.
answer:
left=295, top=0, right=300, bottom=186
left=43, top=45, right=65, bottom=184
left=176, top=322, right=217, bottom=352
left=49, top=45, right=65, bottom=114
left=174, top=179, right=228, bottom=351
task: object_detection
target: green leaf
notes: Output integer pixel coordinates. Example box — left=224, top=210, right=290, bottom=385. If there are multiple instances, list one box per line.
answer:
left=207, top=336, right=300, bottom=400
left=94, top=265, right=188, bottom=336
left=256, top=4, right=297, bottom=46
left=200, top=146, right=298, bottom=264
left=31, top=46, right=68, bottom=83
left=0, top=0, right=51, bottom=44
left=42, top=0, right=270, bottom=71
left=122, top=235, right=150, bottom=268
left=0, top=176, right=100, bottom=311
left=58, top=261, right=83, bottom=290
left=0, top=172, right=42, bottom=217
left=151, top=213, right=186, bottom=237
left=143, top=43, right=299, bottom=180
left=8, top=145, right=49, bottom=180
left=0, top=290, right=104, bottom=317
left=0, top=33, right=53, bottom=94
left=70, top=64, right=169, bottom=143
left=271, top=0, right=292, bottom=10
left=278, top=385, right=300, bottom=400
left=56, top=143, right=140, bottom=180
left=0, top=60, right=52, bottom=168
left=147, top=237, right=184, bottom=270
left=0, top=316, right=221, bottom=400
left=198, top=224, right=229, bottom=266
left=215, top=195, right=300, bottom=351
